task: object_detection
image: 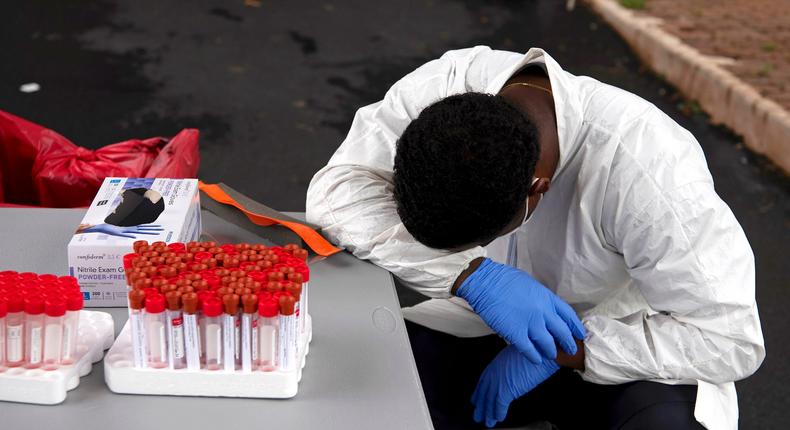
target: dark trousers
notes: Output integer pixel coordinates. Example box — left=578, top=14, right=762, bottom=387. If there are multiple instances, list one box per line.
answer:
left=406, top=321, right=704, bottom=430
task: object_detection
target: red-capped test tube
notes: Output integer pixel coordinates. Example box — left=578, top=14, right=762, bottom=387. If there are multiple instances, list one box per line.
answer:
left=221, top=294, right=240, bottom=372
left=181, top=293, right=201, bottom=370
left=145, top=294, right=168, bottom=369
left=202, top=296, right=223, bottom=371
left=277, top=295, right=297, bottom=372
left=42, top=300, right=66, bottom=370
left=62, top=292, right=83, bottom=364
left=128, top=290, right=147, bottom=368
left=6, top=295, right=25, bottom=367
left=257, top=299, right=278, bottom=372
left=285, top=282, right=303, bottom=353
left=165, top=292, right=186, bottom=369
left=24, top=296, right=45, bottom=369
left=240, top=294, right=257, bottom=373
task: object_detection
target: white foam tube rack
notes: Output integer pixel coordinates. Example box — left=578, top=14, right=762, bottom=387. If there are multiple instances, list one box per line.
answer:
left=104, top=314, right=312, bottom=398
left=0, top=311, right=114, bottom=405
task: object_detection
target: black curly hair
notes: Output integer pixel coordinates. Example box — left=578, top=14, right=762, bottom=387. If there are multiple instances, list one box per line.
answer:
left=393, top=92, right=540, bottom=250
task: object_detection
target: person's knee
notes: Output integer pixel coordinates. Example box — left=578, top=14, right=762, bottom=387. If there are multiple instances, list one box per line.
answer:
left=606, top=382, right=703, bottom=430
left=616, top=400, right=704, bottom=430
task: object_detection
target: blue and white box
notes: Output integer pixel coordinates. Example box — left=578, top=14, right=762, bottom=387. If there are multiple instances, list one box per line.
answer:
left=67, top=178, right=201, bottom=306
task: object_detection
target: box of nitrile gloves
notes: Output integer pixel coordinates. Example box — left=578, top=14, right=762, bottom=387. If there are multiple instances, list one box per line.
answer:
left=68, top=178, right=201, bottom=306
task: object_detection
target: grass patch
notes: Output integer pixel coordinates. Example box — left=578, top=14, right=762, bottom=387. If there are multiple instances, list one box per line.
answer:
left=757, top=63, right=775, bottom=77
left=761, top=43, right=776, bottom=53
left=619, top=0, right=646, bottom=9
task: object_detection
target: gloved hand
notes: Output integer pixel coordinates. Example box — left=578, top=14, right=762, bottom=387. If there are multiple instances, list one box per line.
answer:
left=457, top=258, right=585, bottom=363
left=82, top=223, right=163, bottom=239
left=471, top=345, right=560, bottom=428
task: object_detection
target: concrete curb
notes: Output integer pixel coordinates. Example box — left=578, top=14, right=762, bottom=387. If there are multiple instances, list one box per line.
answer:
left=585, top=0, right=790, bottom=174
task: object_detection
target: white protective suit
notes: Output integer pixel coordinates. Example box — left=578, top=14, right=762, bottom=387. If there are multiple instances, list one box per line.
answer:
left=306, top=47, right=765, bottom=429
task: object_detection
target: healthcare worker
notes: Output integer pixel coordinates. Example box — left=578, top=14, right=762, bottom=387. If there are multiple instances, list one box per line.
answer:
left=306, top=47, right=764, bottom=429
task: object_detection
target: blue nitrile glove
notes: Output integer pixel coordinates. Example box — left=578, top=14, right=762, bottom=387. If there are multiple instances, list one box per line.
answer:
left=82, top=224, right=164, bottom=239
left=457, top=258, right=585, bottom=363
left=471, top=345, right=560, bottom=428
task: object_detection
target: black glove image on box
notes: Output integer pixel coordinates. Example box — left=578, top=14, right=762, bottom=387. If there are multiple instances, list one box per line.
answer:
left=104, top=188, right=165, bottom=227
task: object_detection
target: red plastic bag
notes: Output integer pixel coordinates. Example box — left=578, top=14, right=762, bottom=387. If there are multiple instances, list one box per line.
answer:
left=0, top=110, right=199, bottom=207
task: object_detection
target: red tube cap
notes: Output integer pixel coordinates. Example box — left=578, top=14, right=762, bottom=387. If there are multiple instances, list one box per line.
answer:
left=279, top=295, right=296, bottom=316
left=57, top=275, right=79, bottom=286
left=67, top=292, right=84, bottom=311
left=259, top=299, right=279, bottom=317
left=45, top=300, right=67, bottom=317
left=37, top=274, right=58, bottom=283
left=145, top=293, right=166, bottom=314
left=202, top=296, right=223, bottom=317
left=7, top=294, right=24, bottom=313
left=24, top=296, right=45, bottom=314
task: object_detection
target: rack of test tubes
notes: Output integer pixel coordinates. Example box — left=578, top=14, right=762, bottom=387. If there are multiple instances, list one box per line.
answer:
left=104, top=240, right=313, bottom=398
left=0, top=271, right=114, bottom=404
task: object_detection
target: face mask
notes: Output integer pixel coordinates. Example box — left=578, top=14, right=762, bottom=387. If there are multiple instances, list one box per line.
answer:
left=501, top=177, right=543, bottom=237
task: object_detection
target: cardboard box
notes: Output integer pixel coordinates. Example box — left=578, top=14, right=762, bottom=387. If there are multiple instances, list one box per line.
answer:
left=68, top=178, right=201, bottom=306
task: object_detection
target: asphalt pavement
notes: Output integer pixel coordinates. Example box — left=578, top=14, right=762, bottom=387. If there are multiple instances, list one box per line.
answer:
left=1, top=1, right=788, bottom=427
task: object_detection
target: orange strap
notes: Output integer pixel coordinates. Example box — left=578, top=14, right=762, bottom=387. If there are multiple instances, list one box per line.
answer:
left=198, top=181, right=341, bottom=257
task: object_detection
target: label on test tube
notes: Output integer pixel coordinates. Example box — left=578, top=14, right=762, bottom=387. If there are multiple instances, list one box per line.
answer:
left=222, top=294, right=240, bottom=371
left=222, top=314, right=236, bottom=371
left=132, top=314, right=147, bottom=368
left=182, top=292, right=201, bottom=370
left=241, top=314, right=253, bottom=372
left=183, top=314, right=200, bottom=370
left=277, top=315, right=296, bottom=371
left=277, top=296, right=297, bottom=372
left=172, top=317, right=185, bottom=360
left=29, top=326, right=43, bottom=365
left=251, top=319, right=258, bottom=363
left=235, top=318, right=241, bottom=363
left=240, top=294, right=257, bottom=372
left=7, top=325, right=22, bottom=362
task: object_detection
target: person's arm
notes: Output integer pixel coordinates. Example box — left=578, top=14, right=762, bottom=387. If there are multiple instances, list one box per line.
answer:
left=581, top=129, right=764, bottom=385
left=307, top=47, right=522, bottom=297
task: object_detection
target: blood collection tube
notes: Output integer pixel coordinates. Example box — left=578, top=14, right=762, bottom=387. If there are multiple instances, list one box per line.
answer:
left=6, top=295, right=24, bottom=367
left=42, top=300, right=66, bottom=370
left=277, top=295, right=297, bottom=372
left=0, top=300, right=6, bottom=371
left=181, top=292, right=201, bottom=370
left=202, top=296, right=223, bottom=370
left=144, top=293, right=168, bottom=368
left=257, top=299, right=278, bottom=372
left=221, top=294, right=239, bottom=371
left=128, top=290, right=147, bottom=368
left=240, top=294, right=257, bottom=373
left=24, top=296, right=45, bottom=369
left=165, top=292, right=186, bottom=369
left=197, top=290, right=213, bottom=363
left=62, top=292, right=83, bottom=364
